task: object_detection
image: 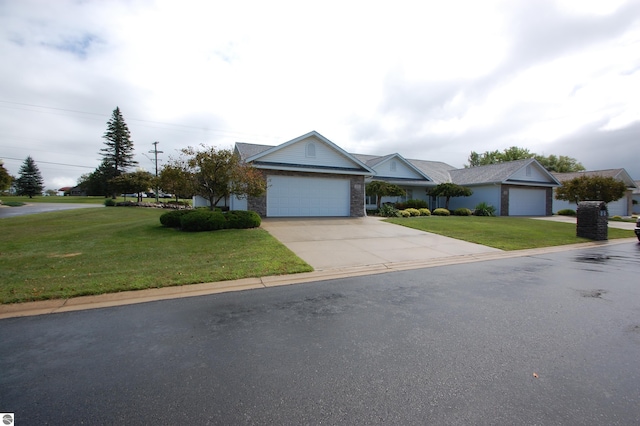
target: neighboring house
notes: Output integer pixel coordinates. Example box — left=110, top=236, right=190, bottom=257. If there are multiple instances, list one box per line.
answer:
left=57, top=186, right=86, bottom=196
left=633, top=181, right=640, bottom=215
left=552, top=169, right=638, bottom=217
left=57, top=186, right=72, bottom=196
left=353, top=155, right=560, bottom=216
left=446, top=159, right=560, bottom=216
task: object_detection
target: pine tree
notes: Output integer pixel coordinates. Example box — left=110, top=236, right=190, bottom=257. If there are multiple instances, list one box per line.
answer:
left=100, top=107, right=137, bottom=178
left=15, top=156, right=44, bottom=198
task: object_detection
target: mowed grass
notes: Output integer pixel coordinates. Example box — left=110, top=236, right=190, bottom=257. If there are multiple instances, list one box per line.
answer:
left=0, top=207, right=312, bottom=304
left=385, top=216, right=634, bottom=250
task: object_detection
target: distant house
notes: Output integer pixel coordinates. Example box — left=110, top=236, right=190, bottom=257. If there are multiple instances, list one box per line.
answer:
left=552, top=169, right=638, bottom=216
left=195, top=131, right=565, bottom=217
left=57, top=186, right=73, bottom=196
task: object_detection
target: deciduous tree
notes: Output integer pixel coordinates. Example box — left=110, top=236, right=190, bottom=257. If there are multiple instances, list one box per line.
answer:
left=0, top=160, right=13, bottom=192
left=555, top=175, right=627, bottom=204
left=365, top=181, right=406, bottom=209
left=176, top=145, right=266, bottom=210
left=111, top=170, right=156, bottom=201
left=159, top=162, right=195, bottom=201
left=534, top=154, right=585, bottom=173
left=15, top=156, right=44, bottom=198
left=428, top=183, right=473, bottom=210
left=466, top=147, right=584, bottom=172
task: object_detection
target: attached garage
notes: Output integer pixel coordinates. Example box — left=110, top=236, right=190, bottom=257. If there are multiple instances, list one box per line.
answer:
left=606, top=198, right=627, bottom=217
left=267, top=175, right=351, bottom=217
left=509, top=187, right=547, bottom=216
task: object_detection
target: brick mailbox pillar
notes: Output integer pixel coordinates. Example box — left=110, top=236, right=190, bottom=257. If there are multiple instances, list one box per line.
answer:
left=576, top=201, right=608, bottom=241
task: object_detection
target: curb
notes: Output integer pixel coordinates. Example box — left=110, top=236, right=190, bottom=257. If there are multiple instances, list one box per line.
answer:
left=1, top=238, right=636, bottom=319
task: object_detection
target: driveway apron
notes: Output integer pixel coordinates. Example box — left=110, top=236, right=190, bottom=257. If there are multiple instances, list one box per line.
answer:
left=261, top=217, right=501, bottom=270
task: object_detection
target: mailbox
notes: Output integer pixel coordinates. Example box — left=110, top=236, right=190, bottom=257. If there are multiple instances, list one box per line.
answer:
left=576, top=201, right=608, bottom=241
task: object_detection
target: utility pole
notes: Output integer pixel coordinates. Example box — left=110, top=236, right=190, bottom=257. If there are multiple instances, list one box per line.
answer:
left=149, top=141, right=163, bottom=202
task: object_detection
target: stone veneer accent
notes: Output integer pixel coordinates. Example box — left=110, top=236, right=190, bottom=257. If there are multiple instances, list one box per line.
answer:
left=576, top=201, right=608, bottom=240
left=247, top=170, right=366, bottom=217
left=500, top=185, right=554, bottom=216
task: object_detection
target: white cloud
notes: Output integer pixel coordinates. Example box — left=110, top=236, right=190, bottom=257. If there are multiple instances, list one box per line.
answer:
left=1, top=0, right=640, bottom=190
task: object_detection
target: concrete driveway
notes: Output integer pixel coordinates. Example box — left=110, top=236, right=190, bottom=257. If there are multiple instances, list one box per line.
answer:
left=261, top=216, right=501, bottom=270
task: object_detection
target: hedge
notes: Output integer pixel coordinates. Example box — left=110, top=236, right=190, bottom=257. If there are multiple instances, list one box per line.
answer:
left=160, top=209, right=261, bottom=232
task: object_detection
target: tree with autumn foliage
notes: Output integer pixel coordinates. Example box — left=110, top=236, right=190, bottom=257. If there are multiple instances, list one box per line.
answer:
left=175, top=145, right=266, bottom=210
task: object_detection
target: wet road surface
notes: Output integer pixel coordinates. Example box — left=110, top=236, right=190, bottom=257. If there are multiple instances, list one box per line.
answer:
left=0, top=202, right=102, bottom=218
left=1, top=242, right=639, bottom=424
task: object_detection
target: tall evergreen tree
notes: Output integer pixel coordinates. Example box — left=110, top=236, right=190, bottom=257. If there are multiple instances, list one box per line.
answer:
left=100, top=107, right=137, bottom=178
left=15, top=156, right=44, bottom=198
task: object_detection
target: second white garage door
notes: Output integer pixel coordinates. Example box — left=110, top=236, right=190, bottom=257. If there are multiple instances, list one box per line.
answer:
left=267, top=175, right=351, bottom=217
left=509, top=188, right=547, bottom=216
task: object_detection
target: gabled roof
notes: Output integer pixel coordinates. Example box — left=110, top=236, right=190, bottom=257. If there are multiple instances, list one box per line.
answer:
left=352, top=153, right=434, bottom=181
left=235, top=142, right=272, bottom=161
left=238, top=130, right=375, bottom=176
left=552, top=169, right=637, bottom=188
left=406, top=159, right=457, bottom=184
left=450, top=158, right=560, bottom=186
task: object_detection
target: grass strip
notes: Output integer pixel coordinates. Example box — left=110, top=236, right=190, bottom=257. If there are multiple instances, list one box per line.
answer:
left=384, top=216, right=633, bottom=250
left=0, top=207, right=312, bottom=303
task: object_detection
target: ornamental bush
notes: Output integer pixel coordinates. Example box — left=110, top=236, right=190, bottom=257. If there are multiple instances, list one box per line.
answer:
left=454, top=207, right=472, bottom=216
left=396, top=199, right=428, bottom=210
left=557, top=209, right=576, bottom=216
left=473, top=202, right=496, bottom=216
left=432, top=208, right=450, bottom=216
left=104, top=198, right=116, bottom=207
left=399, top=209, right=411, bottom=217
left=226, top=210, right=261, bottom=229
left=378, top=204, right=400, bottom=217
left=418, top=208, right=431, bottom=216
left=405, top=208, right=421, bottom=216
left=180, top=210, right=227, bottom=232
left=160, top=209, right=193, bottom=228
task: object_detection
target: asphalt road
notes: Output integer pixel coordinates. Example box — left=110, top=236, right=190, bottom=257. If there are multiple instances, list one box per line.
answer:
left=1, top=242, right=640, bottom=425
left=0, top=202, right=102, bottom=218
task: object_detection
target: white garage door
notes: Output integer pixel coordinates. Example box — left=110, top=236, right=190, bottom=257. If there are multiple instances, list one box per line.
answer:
left=267, top=175, right=350, bottom=217
left=509, top=188, right=547, bottom=216
left=606, top=199, right=627, bottom=217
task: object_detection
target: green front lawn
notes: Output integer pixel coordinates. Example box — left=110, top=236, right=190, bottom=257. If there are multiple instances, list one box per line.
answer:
left=385, top=216, right=634, bottom=250
left=0, top=208, right=312, bottom=304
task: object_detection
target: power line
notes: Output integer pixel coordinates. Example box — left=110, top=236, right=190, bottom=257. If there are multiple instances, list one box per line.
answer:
left=0, top=99, right=286, bottom=140
left=0, top=156, right=95, bottom=169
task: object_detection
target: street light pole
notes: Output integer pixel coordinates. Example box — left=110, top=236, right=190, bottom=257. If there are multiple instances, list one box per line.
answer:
left=149, top=141, right=163, bottom=203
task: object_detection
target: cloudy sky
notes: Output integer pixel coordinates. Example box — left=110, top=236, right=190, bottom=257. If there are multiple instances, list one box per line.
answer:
left=1, top=0, right=639, bottom=190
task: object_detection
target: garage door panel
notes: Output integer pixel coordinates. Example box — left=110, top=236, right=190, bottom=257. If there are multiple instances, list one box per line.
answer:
left=509, top=188, right=546, bottom=216
left=267, top=175, right=350, bottom=217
